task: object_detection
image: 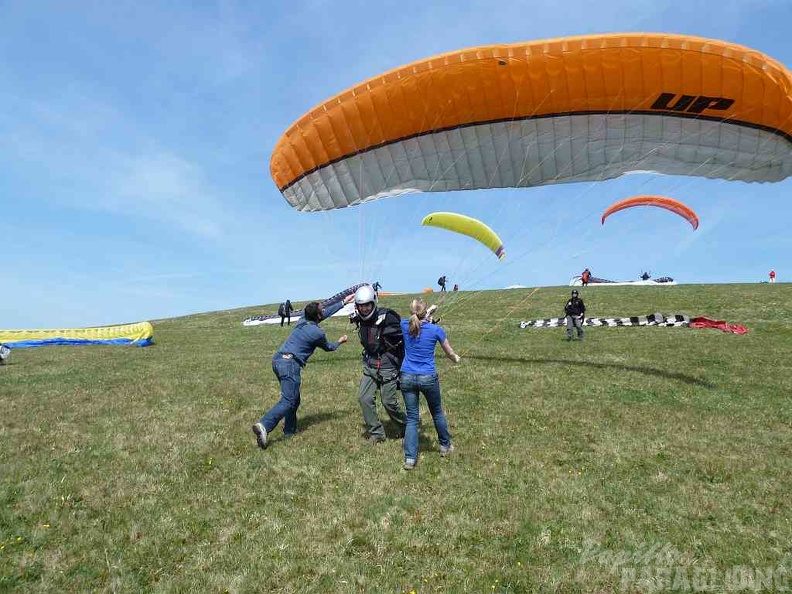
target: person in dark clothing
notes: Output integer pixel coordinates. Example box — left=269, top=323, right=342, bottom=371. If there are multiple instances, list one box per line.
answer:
left=252, top=294, right=354, bottom=449
left=372, top=281, right=382, bottom=297
left=640, top=271, right=651, bottom=281
left=351, top=284, right=407, bottom=444
left=564, top=290, right=586, bottom=341
left=438, top=275, right=447, bottom=292
left=278, top=299, right=295, bottom=326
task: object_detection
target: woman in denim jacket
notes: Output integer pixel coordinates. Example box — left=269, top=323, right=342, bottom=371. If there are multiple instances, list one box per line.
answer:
left=399, top=298, right=461, bottom=470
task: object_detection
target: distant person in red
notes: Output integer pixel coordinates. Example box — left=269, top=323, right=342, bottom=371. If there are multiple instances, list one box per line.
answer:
left=581, top=268, right=591, bottom=286
left=769, top=269, right=776, bottom=283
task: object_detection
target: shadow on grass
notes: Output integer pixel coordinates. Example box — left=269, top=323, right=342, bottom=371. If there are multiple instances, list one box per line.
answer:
left=296, top=410, right=345, bottom=433
left=467, top=354, right=714, bottom=388
left=310, top=355, right=360, bottom=364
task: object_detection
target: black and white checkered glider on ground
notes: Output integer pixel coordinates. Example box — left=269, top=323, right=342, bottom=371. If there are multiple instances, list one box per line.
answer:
left=519, top=314, right=748, bottom=334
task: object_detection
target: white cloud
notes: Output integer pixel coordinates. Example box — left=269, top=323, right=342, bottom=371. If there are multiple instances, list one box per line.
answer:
left=0, top=88, right=242, bottom=239
left=107, top=152, right=227, bottom=238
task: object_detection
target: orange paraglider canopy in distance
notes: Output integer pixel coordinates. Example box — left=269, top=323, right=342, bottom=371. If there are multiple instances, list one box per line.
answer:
left=601, top=196, right=700, bottom=230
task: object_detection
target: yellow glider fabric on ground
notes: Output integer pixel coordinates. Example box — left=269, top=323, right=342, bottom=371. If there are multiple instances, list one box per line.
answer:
left=270, top=33, right=792, bottom=212
left=422, top=212, right=505, bottom=259
left=0, top=322, right=154, bottom=348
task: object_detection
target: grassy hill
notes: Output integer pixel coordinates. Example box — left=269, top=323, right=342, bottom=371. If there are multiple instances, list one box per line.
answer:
left=2, top=283, right=790, bottom=593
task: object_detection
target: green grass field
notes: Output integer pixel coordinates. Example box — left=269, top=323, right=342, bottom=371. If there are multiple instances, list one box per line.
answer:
left=2, top=283, right=790, bottom=593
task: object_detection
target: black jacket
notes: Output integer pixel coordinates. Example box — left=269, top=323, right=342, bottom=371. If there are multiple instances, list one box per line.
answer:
left=356, top=308, right=404, bottom=370
left=564, top=297, right=586, bottom=317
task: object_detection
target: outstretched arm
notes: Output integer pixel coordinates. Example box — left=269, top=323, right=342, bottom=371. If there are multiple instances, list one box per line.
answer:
left=440, top=338, right=461, bottom=363
left=426, top=304, right=438, bottom=323
left=316, top=330, right=348, bottom=352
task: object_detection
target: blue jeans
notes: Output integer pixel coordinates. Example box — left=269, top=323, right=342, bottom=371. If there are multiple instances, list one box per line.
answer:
left=260, top=356, right=302, bottom=436
left=400, top=373, right=451, bottom=462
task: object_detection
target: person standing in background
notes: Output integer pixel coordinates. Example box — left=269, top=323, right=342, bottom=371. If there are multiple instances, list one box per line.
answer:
left=278, top=299, right=294, bottom=326
left=564, top=290, right=586, bottom=342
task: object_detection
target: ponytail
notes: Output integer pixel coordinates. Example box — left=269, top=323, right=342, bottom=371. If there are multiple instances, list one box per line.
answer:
left=408, top=298, right=428, bottom=338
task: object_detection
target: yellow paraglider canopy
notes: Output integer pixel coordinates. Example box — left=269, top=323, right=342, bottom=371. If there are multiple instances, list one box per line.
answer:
left=421, top=212, right=505, bottom=259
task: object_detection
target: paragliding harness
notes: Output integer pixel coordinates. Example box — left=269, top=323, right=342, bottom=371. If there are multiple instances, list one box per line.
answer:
left=353, top=308, right=405, bottom=385
left=0, top=344, right=9, bottom=365
left=277, top=302, right=286, bottom=316
left=565, top=297, right=586, bottom=318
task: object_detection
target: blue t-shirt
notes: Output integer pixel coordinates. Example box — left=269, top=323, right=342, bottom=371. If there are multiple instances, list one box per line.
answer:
left=400, top=319, right=447, bottom=375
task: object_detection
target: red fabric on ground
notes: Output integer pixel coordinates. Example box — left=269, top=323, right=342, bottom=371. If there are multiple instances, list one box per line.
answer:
left=689, top=317, right=749, bottom=334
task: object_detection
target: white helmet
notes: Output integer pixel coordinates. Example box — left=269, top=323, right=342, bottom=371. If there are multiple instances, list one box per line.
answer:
left=354, top=285, right=378, bottom=321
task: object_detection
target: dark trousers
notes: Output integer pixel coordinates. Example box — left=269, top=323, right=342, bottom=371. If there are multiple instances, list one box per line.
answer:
left=566, top=315, right=584, bottom=339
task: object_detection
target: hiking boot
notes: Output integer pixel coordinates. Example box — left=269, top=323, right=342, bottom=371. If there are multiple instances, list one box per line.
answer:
left=403, top=458, right=416, bottom=470
left=364, top=435, right=386, bottom=445
left=439, top=444, right=455, bottom=457
left=252, top=423, right=268, bottom=449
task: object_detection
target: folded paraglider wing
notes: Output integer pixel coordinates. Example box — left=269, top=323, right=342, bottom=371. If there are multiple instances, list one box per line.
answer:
left=0, top=322, right=154, bottom=348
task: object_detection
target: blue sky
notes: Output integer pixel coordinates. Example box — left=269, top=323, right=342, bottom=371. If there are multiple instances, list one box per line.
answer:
left=1, top=0, right=790, bottom=329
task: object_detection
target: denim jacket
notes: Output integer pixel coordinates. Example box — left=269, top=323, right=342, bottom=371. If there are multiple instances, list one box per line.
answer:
left=273, top=300, right=344, bottom=366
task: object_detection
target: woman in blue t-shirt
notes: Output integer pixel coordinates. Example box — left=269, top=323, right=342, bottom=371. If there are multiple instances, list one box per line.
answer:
left=399, top=298, right=461, bottom=470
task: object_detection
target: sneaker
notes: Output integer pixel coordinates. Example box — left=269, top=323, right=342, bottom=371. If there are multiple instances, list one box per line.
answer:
left=403, top=459, right=416, bottom=470
left=439, top=444, right=455, bottom=456
left=252, top=423, right=268, bottom=449
left=364, top=435, right=386, bottom=445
